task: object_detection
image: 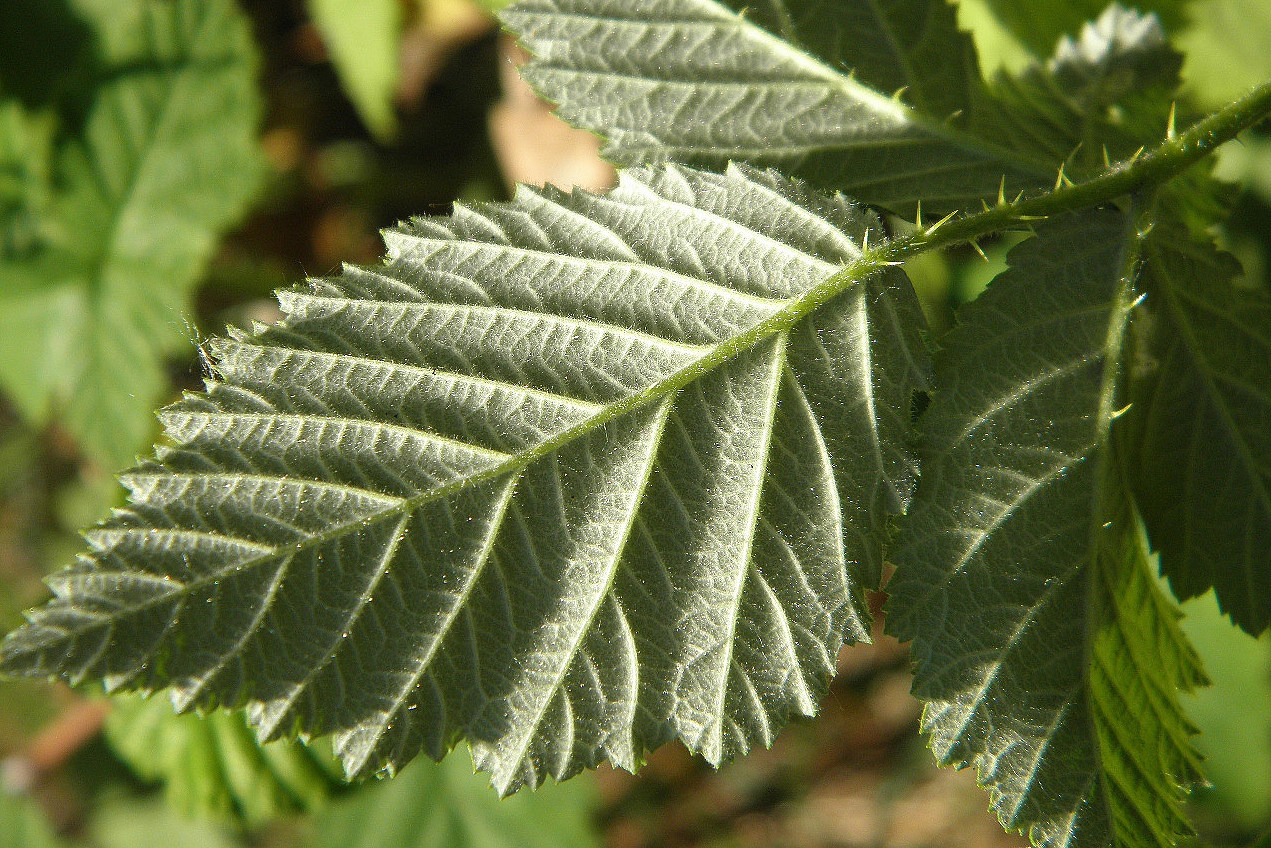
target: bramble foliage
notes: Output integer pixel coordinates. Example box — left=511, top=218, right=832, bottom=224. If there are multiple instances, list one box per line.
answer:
left=3, top=2, right=1270, bottom=847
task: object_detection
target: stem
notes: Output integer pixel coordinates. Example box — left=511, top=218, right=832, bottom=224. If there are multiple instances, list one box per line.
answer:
left=898, top=79, right=1271, bottom=258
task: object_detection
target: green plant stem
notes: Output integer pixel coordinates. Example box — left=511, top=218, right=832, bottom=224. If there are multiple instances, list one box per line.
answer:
left=906, top=79, right=1271, bottom=255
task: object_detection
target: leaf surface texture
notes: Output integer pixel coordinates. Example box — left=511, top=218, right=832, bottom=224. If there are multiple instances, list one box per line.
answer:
left=501, top=0, right=1050, bottom=212
left=1124, top=217, right=1271, bottom=634
left=0, top=163, right=929, bottom=793
left=888, top=211, right=1205, bottom=848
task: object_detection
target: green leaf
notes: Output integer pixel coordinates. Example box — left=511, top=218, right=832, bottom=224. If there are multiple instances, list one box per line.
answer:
left=1178, top=590, right=1271, bottom=828
left=1122, top=217, right=1271, bottom=635
left=976, top=0, right=1188, bottom=58
left=1179, top=0, right=1271, bottom=110
left=105, top=693, right=345, bottom=826
left=88, top=793, right=240, bottom=848
left=312, top=749, right=600, bottom=848
left=499, top=0, right=1052, bottom=213
left=0, top=791, right=67, bottom=848
left=308, top=0, right=402, bottom=141
left=0, top=163, right=930, bottom=793
left=985, top=5, right=1182, bottom=170
left=0, top=0, right=264, bottom=470
left=888, top=211, right=1206, bottom=848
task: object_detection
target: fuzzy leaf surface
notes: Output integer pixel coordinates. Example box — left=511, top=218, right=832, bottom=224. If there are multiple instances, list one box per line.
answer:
left=500, top=0, right=1051, bottom=212
left=0, top=163, right=929, bottom=793
left=1124, top=219, right=1271, bottom=634
left=888, top=211, right=1205, bottom=848
left=0, top=0, right=264, bottom=468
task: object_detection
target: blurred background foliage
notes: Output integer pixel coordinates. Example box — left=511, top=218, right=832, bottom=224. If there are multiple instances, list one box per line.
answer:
left=0, top=0, right=1267, bottom=846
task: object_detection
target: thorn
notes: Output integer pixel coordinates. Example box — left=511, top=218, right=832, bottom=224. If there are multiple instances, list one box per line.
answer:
left=861, top=229, right=870, bottom=251
left=1012, top=190, right=1025, bottom=204
left=1128, top=145, right=1145, bottom=164
left=1054, top=162, right=1069, bottom=191
left=1102, top=145, right=1112, bottom=169
left=928, top=210, right=958, bottom=232
left=969, top=239, right=989, bottom=261
left=1166, top=101, right=1177, bottom=141
left=997, top=176, right=1007, bottom=207
left=891, top=85, right=909, bottom=103
left=914, top=200, right=923, bottom=231
left=944, top=108, right=964, bottom=125
left=1110, top=403, right=1133, bottom=420
left=981, top=198, right=992, bottom=212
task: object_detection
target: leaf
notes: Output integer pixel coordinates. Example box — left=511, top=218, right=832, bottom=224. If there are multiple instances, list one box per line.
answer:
left=888, top=211, right=1205, bottom=848
left=88, top=794, right=240, bottom=848
left=1179, top=0, right=1271, bottom=109
left=1122, top=217, right=1271, bottom=635
left=105, top=693, right=344, bottom=826
left=311, top=749, right=600, bottom=848
left=308, top=0, right=403, bottom=141
left=499, top=0, right=1052, bottom=213
left=0, top=0, right=264, bottom=470
left=1177, top=591, right=1271, bottom=828
left=0, top=791, right=67, bottom=848
left=984, top=5, right=1182, bottom=170
left=0, top=163, right=930, bottom=793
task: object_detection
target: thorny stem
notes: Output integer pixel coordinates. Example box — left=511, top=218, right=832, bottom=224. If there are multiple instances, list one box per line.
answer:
left=890, top=79, right=1271, bottom=261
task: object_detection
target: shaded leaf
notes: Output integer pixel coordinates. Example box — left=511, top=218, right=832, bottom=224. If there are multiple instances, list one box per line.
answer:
left=312, top=749, right=600, bottom=848
left=888, top=211, right=1205, bottom=848
left=106, top=693, right=344, bottom=826
left=500, top=0, right=1052, bottom=213
left=0, top=0, right=264, bottom=469
left=1123, top=216, right=1271, bottom=634
left=0, top=163, right=930, bottom=794
left=985, top=5, right=1182, bottom=170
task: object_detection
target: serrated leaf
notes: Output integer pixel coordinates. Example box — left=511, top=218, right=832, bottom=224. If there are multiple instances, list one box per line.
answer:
left=0, top=0, right=264, bottom=469
left=106, top=693, right=344, bottom=826
left=888, top=211, right=1205, bottom=848
left=0, top=163, right=930, bottom=794
left=500, top=0, right=1051, bottom=213
left=1123, top=217, right=1271, bottom=635
left=312, top=748, right=600, bottom=848
left=308, top=0, right=402, bottom=141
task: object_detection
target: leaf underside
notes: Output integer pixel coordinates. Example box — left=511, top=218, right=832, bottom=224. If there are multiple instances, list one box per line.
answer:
left=501, top=0, right=1051, bottom=213
left=0, top=163, right=929, bottom=794
left=1125, top=216, right=1271, bottom=635
left=888, top=211, right=1205, bottom=848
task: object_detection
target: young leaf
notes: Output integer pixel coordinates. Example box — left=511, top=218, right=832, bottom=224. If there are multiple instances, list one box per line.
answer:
left=106, top=693, right=344, bottom=825
left=0, top=0, right=264, bottom=469
left=1123, top=217, right=1271, bottom=635
left=499, top=0, right=1051, bottom=212
left=888, top=211, right=1205, bottom=848
left=0, top=163, right=930, bottom=794
left=311, top=749, right=600, bottom=848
